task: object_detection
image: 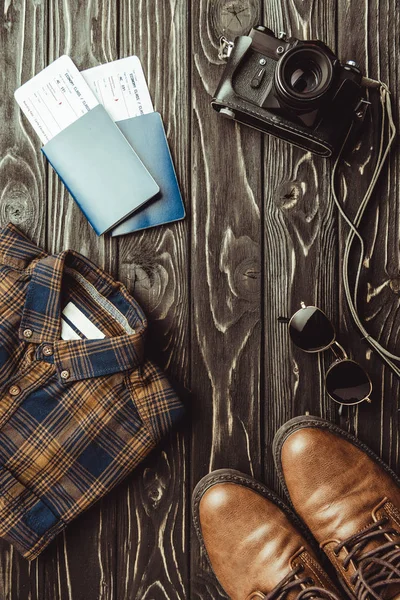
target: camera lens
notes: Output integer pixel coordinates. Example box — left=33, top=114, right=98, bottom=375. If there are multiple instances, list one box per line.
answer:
left=276, top=45, right=334, bottom=105
left=289, top=63, right=320, bottom=94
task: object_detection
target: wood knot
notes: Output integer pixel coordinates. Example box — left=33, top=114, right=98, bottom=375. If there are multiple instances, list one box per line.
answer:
left=275, top=182, right=303, bottom=210
left=142, top=458, right=170, bottom=515
left=210, top=0, right=260, bottom=39
left=143, top=468, right=166, bottom=511
left=233, top=258, right=260, bottom=300
left=0, top=182, right=35, bottom=227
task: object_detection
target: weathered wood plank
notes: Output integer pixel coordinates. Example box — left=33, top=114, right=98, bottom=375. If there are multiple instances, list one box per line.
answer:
left=0, top=0, right=47, bottom=242
left=46, top=0, right=119, bottom=276
left=261, top=1, right=339, bottom=494
left=39, top=1, right=120, bottom=599
left=116, top=1, right=191, bottom=598
left=190, top=1, right=263, bottom=598
left=337, top=0, right=400, bottom=464
left=1, top=0, right=400, bottom=598
left=0, top=0, right=48, bottom=597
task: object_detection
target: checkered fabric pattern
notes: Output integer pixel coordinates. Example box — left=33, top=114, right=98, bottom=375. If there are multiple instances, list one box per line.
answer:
left=0, top=223, right=184, bottom=560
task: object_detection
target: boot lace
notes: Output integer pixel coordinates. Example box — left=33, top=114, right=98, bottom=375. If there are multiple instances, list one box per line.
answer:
left=261, top=564, right=340, bottom=600
left=334, top=516, right=400, bottom=600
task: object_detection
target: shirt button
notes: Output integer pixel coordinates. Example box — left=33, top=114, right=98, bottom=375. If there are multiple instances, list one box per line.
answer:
left=60, top=370, right=70, bottom=380
left=23, top=329, right=33, bottom=339
left=43, top=345, right=53, bottom=356
left=9, top=385, right=21, bottom=396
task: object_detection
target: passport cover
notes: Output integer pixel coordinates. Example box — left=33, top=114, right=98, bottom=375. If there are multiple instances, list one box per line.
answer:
left=42, top=105, right=159, bottom=236
left=111, top=112, right=185, bottom=236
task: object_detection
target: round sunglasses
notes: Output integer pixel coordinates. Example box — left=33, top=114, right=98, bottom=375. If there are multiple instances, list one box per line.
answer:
left=286, top=303, right=372, bottom=408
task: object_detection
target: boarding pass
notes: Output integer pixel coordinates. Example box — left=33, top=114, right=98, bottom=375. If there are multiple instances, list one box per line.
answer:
left=82, top=56, right=154, bottom=122
left=14, top=55, right=99, bottom=144
left=15, top=55, right=154, bottom=144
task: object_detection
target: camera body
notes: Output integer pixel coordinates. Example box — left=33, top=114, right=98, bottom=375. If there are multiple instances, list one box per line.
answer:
left=213, top=26, right=366, bottom=157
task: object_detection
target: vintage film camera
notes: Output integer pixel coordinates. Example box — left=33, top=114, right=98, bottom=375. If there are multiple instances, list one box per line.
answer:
left=213, top=26, right=368, bottom=157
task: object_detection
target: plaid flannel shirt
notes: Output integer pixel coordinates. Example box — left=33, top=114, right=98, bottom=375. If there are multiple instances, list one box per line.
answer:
left=0, top=223, right=184, bottom=560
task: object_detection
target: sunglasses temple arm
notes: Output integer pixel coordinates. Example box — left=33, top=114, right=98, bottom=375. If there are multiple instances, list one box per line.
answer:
left=330, top=341, right=349, bottom=361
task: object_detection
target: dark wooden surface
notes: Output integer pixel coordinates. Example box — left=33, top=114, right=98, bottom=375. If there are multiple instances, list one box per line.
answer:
left=1, top=0, right=399, bottom=598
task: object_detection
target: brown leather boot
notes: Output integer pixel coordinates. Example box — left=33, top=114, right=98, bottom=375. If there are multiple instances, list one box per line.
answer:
left=274, top=416, right=400, bottom=600
left=192, top=469, right=341, bottom=600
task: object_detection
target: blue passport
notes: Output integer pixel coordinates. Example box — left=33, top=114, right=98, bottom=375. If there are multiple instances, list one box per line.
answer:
left=111, top=112, right=185, bottom=236
left=42, top=105, right=159, bottom=236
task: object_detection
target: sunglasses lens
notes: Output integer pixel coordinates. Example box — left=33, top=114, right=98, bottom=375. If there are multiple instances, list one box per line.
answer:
left=289, top=306, right=335, bottom=351
left=326, top=360, right=371, bottom=405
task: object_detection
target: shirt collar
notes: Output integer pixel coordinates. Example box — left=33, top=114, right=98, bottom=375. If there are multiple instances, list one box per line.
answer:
left=0, top=222, right=47, bottom=269
left=18, top=240, right=146, bottom=383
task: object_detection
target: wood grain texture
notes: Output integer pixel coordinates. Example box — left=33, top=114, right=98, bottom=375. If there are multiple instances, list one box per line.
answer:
left=116, top=1, right=190, bottom=598
left=46, top=0, right=119, bottom=276
left=37, top=1, right=120, bottom=599
left=337, top=0, right=400, bottom=463
left=0, top=0, right=47, bottom=241
left=1, top=0, right=400, bottom=598
left=261, top=0, right=339, bottom=494
left=0, top=0, right=48, bottom=597
left=190, top=1, right=263, bottom=598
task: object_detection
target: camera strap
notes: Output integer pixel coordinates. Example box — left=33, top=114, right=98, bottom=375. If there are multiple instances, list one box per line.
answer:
left=219, top=36, right=234, bottom=61
left=331, top=81, right=399, bottom=375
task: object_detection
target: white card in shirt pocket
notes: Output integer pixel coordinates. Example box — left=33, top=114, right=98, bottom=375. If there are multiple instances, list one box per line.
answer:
left=61, top=302, right=105, bottom=340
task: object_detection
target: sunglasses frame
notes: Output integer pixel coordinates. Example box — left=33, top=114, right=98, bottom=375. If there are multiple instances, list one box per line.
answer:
left=288, top=302, right=372, bottom=407
left=325, top=358, right=372, bottom=406
left=288, top=302, right=337, bottom=354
